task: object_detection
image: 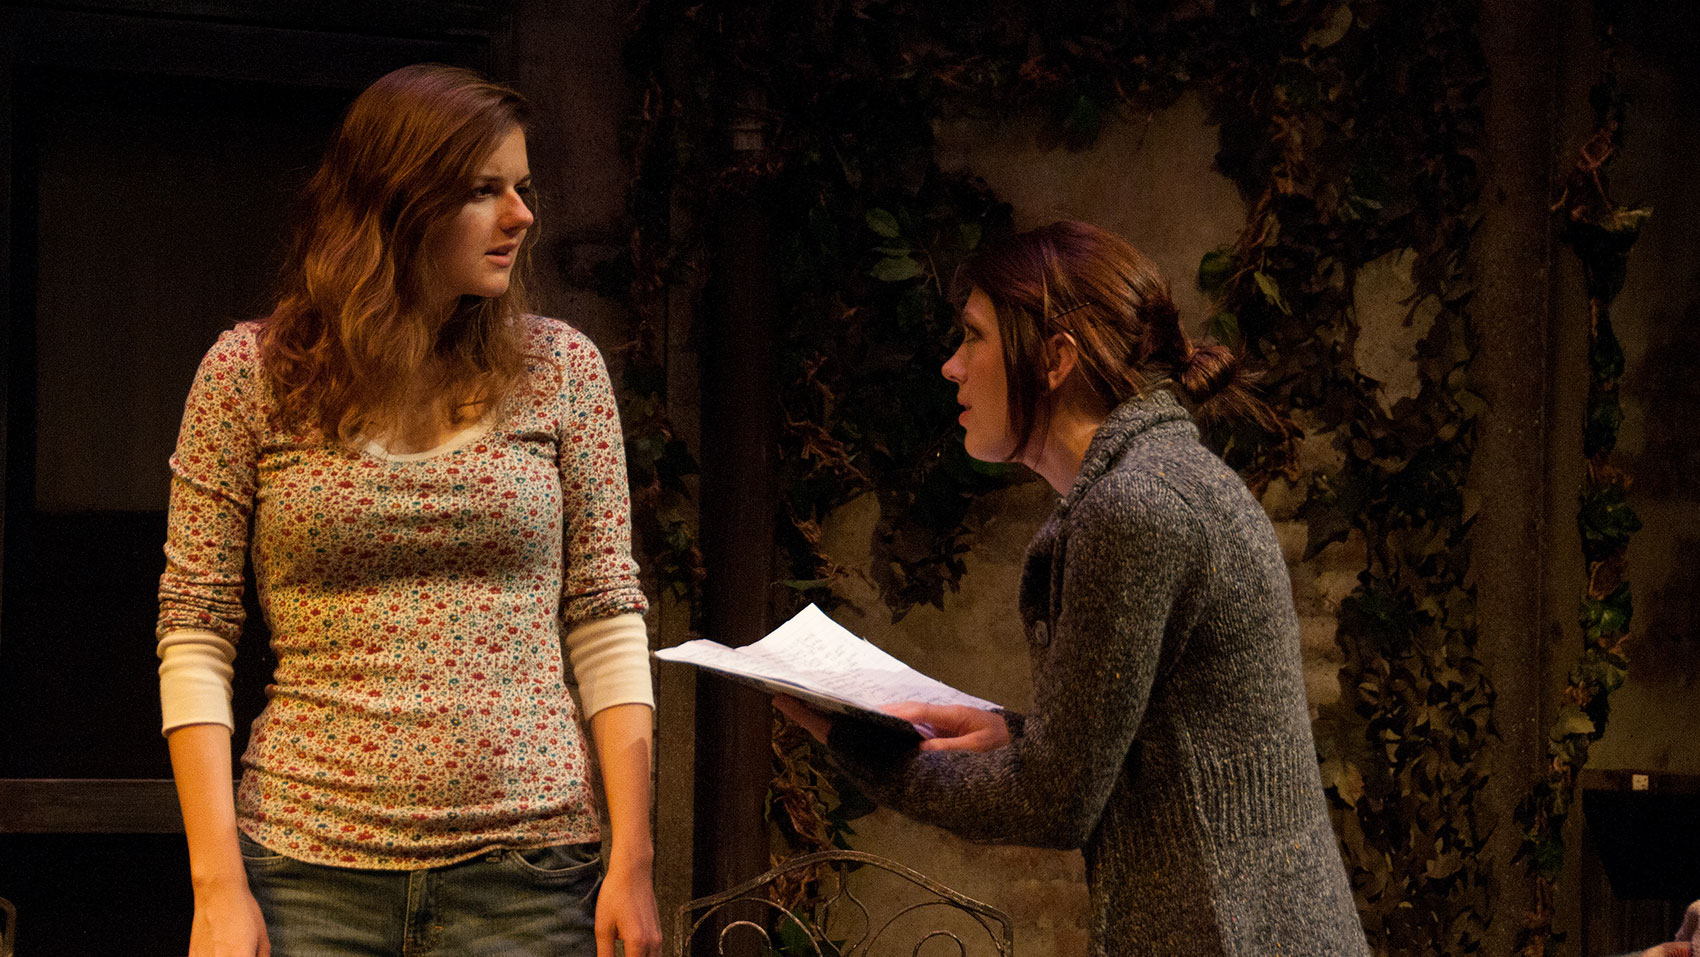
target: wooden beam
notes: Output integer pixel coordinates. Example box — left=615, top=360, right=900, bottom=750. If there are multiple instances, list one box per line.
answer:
left=0, top=779, right=232, bottom=834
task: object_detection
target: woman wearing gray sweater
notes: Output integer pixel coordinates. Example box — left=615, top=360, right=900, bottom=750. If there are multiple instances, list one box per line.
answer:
left=778, top=221, right=1369, bottom=955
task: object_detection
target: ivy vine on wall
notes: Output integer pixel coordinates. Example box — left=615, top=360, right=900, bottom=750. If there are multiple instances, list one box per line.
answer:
left=1196, top=3, right=1495, bottom=950
left=1514, top=8, right=1649, bottom=951
left=617, top=1, right=1496, bottom=950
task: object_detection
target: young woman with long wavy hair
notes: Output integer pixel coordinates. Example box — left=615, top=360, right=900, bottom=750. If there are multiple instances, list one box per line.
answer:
left=157, top=64, right=660, bottom=957
left=778, top=221, right=1369, bottom=955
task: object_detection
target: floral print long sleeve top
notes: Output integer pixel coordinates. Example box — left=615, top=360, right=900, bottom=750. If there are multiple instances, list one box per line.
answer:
left=157, top=316, right=647, bottom=869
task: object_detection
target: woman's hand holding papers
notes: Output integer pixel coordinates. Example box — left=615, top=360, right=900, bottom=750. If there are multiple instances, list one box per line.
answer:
left=773, top=696, right=1009, bottom=753
left=883, top=703, right=1010, bottom=752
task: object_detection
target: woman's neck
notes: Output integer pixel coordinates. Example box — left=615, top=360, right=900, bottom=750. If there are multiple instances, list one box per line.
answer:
left=1023, top=398, right=1110, bottom=496
left=372, top=351, right=489, bottom=454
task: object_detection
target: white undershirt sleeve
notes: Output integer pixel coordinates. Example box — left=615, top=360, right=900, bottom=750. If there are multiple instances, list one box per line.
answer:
left=158, top=629, right=237, bottom=735
left=563, top=612, right=654, bottom=719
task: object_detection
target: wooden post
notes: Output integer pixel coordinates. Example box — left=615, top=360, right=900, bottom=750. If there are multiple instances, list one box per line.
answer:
left=691, top=86, right=780, bottom=957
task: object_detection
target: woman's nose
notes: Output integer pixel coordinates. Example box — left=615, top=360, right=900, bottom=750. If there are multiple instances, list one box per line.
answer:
left=941, top=346, right=964, bottom=383
left=504, top=192, right=534, bottom=231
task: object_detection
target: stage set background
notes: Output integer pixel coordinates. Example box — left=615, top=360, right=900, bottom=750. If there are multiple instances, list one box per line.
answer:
left=1, top=1, right=1696, bottom=954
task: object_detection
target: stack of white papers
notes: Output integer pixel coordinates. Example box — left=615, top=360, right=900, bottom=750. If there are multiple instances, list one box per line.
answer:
left=654, top=604, right=1001, bottom=736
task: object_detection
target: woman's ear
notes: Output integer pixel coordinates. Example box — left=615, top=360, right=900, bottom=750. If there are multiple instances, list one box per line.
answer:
left=1045, top=332, right=1080, bottom=392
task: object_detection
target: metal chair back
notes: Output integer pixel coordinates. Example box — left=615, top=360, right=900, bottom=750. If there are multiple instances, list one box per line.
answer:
left=675, top=849, right=1014, bottom=956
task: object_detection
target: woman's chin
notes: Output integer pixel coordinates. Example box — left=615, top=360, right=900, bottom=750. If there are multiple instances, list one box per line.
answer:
left=962, top=441, right=1013, bottom=465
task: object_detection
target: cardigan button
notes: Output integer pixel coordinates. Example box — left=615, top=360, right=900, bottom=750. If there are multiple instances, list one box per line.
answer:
left=1030, top=619, right=1050, bottom=647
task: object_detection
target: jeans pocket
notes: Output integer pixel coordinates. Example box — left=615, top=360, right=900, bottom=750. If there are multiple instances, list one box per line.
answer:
left=507, top=842, right=602, bottom=886
left=236, top=830, right=288, bottom=868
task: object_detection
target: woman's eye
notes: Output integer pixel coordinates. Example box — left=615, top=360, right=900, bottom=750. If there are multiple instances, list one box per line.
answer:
left=472, top=185, right=497, bottom=199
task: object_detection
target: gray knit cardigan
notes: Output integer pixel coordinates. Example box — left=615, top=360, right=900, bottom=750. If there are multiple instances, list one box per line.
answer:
left=829, top=391, right=1369, bottom=956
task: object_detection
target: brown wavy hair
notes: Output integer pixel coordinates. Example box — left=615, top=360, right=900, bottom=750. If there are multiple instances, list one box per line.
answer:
left=258, top=64, right=533, bottom=446
left=960, top=220, right=1278, bottom=460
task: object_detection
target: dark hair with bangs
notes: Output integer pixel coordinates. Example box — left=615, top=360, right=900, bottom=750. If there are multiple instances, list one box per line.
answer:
left=959, top=221, right=1275, bottom=461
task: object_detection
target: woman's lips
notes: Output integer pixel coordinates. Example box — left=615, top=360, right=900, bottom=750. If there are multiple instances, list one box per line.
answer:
left=486, top=240, right=519, bottom=266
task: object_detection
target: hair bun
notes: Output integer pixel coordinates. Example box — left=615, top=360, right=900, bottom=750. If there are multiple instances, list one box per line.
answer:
left=1178, top=343, right=1239, bottom=402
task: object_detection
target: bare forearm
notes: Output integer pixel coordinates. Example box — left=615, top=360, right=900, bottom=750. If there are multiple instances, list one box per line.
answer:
left=589, top=702, right=655, bottom=866
left=168, top=723, right=245, bottom=888
left=587, top=702, right=660, bottom=956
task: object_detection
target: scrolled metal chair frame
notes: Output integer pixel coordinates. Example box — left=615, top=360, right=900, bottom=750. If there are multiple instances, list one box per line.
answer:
left=674, top=850, right=1013, bottom=957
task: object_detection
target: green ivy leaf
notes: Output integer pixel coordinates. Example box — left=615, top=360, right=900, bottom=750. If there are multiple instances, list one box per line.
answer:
left=960, top=222, right=983, bottom=252
left=1254, top=270, right=1292, bottom=315
left=865, top=208, right=902, bottom=239
left=1532, top=837, right=1566, bottom=880
left=772, top=915, right=836, bottom=957
left=1578, top=481, right=1643, bottom=559
left=1552, top=706, right=1596, bottom=740
left=1584, top=391, right=1623, bottom=458
left=869, top=256, right=924, bottom=282
left=1453, top=389, right=1487, bottom=420
left=1423, top=850, right=1463, bottom=881
left=1591, top=317, right=1626, bottom=381
left=1322, top=757, right=1366, bottom=809
left=1607, top=205, right=1654, bottom=234
left=1460, top=489, right=1483, bottom=525
left=1197, top=247, right=1236, bottom=294
left=1205, top=312, right=1242, bottom=348
left=1573, top=647, right=1629, bottom=694
left=1056, top=91, right=1104, bottom=147
left=1303, top=4, right=1355, bottom=50
left=1579, top=582, right=1633, bottom=643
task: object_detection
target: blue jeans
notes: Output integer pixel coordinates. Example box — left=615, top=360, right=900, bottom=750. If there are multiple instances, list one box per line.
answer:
left=239, top=832, right=601, bottom=956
